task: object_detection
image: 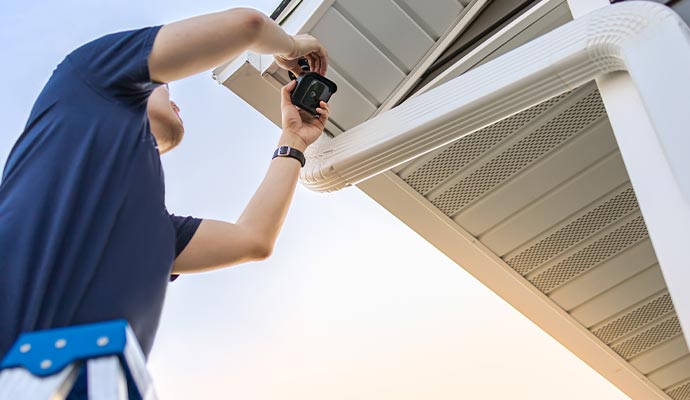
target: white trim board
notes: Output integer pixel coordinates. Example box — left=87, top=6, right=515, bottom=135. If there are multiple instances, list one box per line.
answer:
left=357, top=170, right=671, bottom=400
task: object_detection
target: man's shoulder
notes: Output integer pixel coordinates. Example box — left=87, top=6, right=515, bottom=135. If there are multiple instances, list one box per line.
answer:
left=62, top=26, right=164, bottom=106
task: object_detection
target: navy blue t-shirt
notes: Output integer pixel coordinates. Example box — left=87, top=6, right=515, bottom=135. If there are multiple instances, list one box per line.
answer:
left=0, top=26, right=202, bottom=358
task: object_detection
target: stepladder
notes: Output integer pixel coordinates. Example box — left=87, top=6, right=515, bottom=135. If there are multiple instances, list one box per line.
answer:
left=0, top=320, right=157, bottom=400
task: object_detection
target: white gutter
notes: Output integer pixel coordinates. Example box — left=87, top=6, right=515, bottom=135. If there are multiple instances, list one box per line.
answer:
left=302, top=1, right=690, bottom=195
left=303, top=0, right=690, bottom=356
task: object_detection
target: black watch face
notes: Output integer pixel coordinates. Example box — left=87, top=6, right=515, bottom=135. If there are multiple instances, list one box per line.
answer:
left=274, top=146, right=305, bottom=167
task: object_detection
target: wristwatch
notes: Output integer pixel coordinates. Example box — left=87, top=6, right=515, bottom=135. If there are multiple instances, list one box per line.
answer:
left=272, top=145, right=306, bottom=167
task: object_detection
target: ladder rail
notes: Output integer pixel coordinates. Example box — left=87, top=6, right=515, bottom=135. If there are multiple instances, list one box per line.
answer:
left=0, top=363, right=81, bottom=400
left=0, top=320, right=157, bottom=400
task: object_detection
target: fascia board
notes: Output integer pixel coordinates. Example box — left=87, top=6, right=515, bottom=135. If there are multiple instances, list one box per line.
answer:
left=212, top=51, right=260, bottom=88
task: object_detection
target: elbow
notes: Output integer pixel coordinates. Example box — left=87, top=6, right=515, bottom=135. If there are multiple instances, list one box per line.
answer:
left=250, top=236, right=274, bottom=261
left=228, top=8, right=267, bottom=45
left=246, top=10, right=267, bottom=37
left=254, top=245, right=273, bottom=261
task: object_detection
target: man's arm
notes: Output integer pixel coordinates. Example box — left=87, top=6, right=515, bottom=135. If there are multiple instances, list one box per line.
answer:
left=172, top=81, right=330, bottom=274
left=148, top=8, right=327, bottom=83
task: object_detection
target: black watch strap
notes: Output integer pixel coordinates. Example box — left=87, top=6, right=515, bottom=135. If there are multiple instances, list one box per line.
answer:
left=272, top=145, right=306, bottom=167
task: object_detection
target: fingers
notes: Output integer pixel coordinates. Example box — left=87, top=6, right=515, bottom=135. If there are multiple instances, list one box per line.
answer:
left=307, top=52, right=319, bottom=76
left=316, top=100, right=330, bottom=113
left=281, top=80, right=297, bottom=107
left=290, top=66, right=305, bottom=77
left=300, top=52, right=325, bottom=76
left=315, top=100, right=330, bottom=123
left=306, top=53, right=316, bottom=74
left=290, top=34, right=328, bottom=76
left=305, top=50, right=326, bottom=75
left=317, top=47, right=328, bottom=75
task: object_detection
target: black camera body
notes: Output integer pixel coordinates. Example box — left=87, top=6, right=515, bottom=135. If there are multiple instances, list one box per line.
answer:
left=290, top=72, right=338, bottom=116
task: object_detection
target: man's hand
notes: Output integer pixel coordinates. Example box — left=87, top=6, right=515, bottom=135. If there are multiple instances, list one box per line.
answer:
left=279, top=80, right=330, bottom=150
left=274, top=34, right=328, bottom=77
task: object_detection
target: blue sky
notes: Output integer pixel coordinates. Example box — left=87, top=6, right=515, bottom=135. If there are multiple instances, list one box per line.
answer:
left=0, top=1, right=630, bottom=398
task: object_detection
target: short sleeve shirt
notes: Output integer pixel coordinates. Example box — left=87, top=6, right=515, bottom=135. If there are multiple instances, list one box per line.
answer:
left=0, top=26, right=201, bottom=358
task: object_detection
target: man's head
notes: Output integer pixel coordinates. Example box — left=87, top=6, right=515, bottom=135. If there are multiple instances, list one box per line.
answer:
left=147, top=85, right=184, bottom=153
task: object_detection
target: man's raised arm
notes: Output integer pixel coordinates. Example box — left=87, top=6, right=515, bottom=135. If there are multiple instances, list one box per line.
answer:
left=172, top=81, right=331, bottom=274
left=148, top=8, right=327, bottom=83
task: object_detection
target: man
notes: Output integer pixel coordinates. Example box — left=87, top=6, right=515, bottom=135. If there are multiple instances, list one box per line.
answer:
left=0, top=7, right=330, bottom=359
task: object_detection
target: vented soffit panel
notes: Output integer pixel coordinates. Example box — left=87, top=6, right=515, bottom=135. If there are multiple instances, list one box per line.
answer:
left=359, top=101, right=690, bottom=400
left=347, top=2, right=690, bottom=399
left=363, top=79, right=690, bottom=400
